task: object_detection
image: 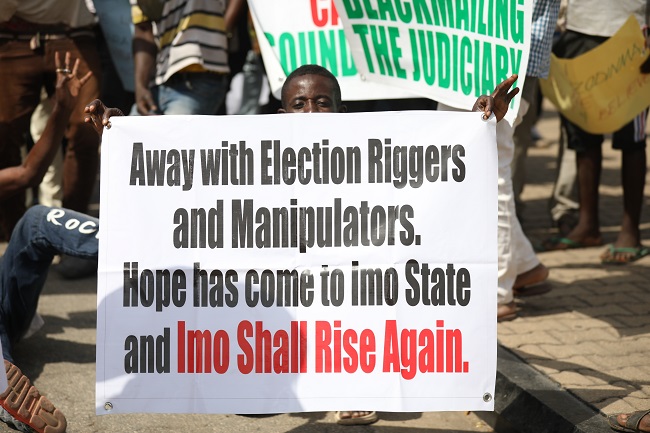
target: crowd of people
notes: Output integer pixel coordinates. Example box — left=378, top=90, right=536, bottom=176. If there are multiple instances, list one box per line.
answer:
left=0, top=0, right=649, bottom=432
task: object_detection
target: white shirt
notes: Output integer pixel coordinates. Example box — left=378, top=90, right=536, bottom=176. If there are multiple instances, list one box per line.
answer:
left=566, top=0, right=646, bottom=37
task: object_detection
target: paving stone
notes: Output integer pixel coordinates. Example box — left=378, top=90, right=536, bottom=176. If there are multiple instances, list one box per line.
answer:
left=510, top=344, right=553, bottom=359
left=621, top=396, right=650, bottom=412
left=570, top=385, right=631, bottom=405
left=547, top=371, right=600, bottom=387
left=598, top=397, right=637, bottom=414
left=497, top=331, right=562, bottom=347
left=537, top=339, right=604, bottom=355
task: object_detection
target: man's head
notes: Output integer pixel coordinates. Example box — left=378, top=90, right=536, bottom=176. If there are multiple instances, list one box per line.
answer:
left=279, top=64, right=346, bottom=113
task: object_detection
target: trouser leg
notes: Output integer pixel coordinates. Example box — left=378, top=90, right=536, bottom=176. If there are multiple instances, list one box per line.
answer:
left=0, top=206, right=99, bottom=361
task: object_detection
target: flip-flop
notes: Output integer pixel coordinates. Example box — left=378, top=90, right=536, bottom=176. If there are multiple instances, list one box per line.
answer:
left=335, top=411, right=378, bottom=425
left=541, top=236, right=601, bottom=252
left=514, top=282, right=552, bottom=297
left=607, top=409, right=650, bottom=432
left=601, top=245, right=650, bottom=265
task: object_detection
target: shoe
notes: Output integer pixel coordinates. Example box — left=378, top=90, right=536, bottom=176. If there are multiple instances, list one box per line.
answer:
left=0, top=361, right=66, bottom=433
left=600, top=245, right=650, bottom=265
left=514, top=283, right=552, bottom=297
left=335, top=411, right=378, bottom=425
left=497, top=302, right=518, bottom=322
left=607, top=409, right=650, bottom=432
left=55, top=254, right=97, bottom=280
left=541, top=236, right=602, bottom=252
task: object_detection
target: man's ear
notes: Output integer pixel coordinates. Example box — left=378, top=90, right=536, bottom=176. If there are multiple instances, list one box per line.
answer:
left=277, top=108, right=286, bottom=113
left=339, top=104, right=347, bottom=113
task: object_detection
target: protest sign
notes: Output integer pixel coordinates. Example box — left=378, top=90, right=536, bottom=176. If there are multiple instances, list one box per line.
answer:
left=96, top=112, right=498, bottom=414
left=248, top=0, right=415, bottom=100
left=332, top=0, right=532, bottom=122
left=540, top=15, right=650, bottom=134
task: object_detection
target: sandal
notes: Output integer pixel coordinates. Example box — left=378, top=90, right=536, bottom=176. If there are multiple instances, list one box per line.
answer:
left=335, top=411, right=378, bottom=425
left=608, top=409, right=650, bottom=432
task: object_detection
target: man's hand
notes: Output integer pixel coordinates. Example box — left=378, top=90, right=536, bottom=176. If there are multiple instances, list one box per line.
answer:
left=83, top=100, right=124, bottom=136
left=473, top=74, right=520, bottom=122
left=135, top=84, right=158, bottom=115
left=54, top=51, right=93, bottom=112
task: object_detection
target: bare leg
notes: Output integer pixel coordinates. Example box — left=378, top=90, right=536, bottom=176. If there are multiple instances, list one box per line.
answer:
left=601, top=147, right=647, bottom=262
left=544, top=146, right=603, bottom=249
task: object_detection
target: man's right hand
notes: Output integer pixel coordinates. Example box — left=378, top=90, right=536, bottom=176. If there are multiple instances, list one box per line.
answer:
left=83, top=100, right=124, bottom=136
left=135, top=85, right=159, bottom=115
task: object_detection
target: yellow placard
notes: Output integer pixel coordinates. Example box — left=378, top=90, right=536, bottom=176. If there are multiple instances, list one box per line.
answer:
left=540, top=15, right=650, bottom=134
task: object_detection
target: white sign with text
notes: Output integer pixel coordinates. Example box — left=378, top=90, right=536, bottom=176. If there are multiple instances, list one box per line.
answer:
left=96, top=111, right=498, bottom=414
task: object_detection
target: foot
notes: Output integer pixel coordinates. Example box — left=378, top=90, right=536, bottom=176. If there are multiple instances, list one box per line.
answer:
left=514, top=264, right=549, bottom=290
left=497, top=302, right=518, bottom=322
left=541, top=226, right=602, bottom=251
left=556, top=214, right=578, bottom=237
left=335, top=411, right=378, bottom=425
left=0, top=361, right=66, bottom=433
left=601, top=229, right=646, bottom=264
left=608, top=409, right=650, bottom=432
left=601, top=244, right=650, bottom=265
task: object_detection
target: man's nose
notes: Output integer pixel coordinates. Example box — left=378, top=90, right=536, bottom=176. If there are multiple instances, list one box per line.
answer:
left=304, top=101, right=317, bottom=113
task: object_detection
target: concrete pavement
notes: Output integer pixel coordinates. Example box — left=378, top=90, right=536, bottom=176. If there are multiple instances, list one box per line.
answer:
left=493, top=102, right=650, bottom=432
left=1, top=103, right=648, bottom=432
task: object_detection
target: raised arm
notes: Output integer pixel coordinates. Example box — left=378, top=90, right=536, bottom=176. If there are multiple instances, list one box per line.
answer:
left=0, top=52, right=92, bottom=201
left=472, top=74, right=520, bottom=122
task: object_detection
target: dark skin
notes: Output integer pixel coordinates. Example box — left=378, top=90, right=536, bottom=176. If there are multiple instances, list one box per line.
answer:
left=0, top=52, right=92, bottom=200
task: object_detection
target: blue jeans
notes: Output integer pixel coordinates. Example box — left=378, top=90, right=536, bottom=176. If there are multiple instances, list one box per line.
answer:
left=0, top=206, right=99, bottom=361
left=155, top=72, right=229, bottom=115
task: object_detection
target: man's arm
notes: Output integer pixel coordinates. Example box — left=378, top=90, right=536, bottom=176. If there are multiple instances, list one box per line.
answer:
left=0, top=52, right=92, bottom=201
left=133, top=20, right=159, bottom=115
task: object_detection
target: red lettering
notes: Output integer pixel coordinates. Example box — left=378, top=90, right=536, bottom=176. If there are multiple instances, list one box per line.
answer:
left=237, top=320, right=253, bottom=373
left=310, top=0, right=339, bottom=27
left=177, top=320, right=185, bottom=373
left=315, top=320, right=332, bottom=372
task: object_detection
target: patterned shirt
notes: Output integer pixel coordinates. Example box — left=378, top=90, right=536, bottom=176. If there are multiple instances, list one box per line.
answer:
left=132, top=0, right=229, bottom=85
left=528, top=0, right=561, bottom=79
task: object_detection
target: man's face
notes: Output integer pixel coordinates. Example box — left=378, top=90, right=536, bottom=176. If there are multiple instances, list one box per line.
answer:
left=279, top=74, right=346, bottom=113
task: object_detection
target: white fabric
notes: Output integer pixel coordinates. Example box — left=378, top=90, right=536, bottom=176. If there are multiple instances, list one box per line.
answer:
left=566, top=0, right=646, bottom=37
left=438, top=101, right=540, bottom=305
left=14, top=0, right=95, bottom=27
left=30, top=93, right=63, bottom=208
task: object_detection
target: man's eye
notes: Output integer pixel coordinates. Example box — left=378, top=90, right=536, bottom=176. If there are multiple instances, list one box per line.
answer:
left=293, top=102, right=304, bottom=109
left=317, top=100, right=331, bottom=106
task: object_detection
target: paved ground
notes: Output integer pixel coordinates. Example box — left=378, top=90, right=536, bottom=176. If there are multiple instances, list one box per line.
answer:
left=498, top=101, right=650, bottom=420
left=1, top=102, right=648, bottom=432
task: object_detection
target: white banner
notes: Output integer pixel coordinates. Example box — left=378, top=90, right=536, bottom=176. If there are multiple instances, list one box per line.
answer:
left=332, top=0, right=533, bottom=122
left=249, top=0, right=415, bottom=101
left=96, top=111, right=498, bottom=415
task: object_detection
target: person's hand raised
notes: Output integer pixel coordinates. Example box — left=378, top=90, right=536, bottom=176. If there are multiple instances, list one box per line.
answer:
left=83, top=99, right=124, bottom=137
left=472, top=74, right=520, bottom=122
left=54, top=51, right=93, bottom=112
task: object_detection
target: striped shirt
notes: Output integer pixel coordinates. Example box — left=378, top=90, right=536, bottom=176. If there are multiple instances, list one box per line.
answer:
left=528, top=0, right=561, bottom=79
left=132, top=0, right=229, bottom=85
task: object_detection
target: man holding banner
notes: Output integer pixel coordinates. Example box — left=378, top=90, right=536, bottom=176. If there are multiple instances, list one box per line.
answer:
left=0, top=64, right=515, bottom=432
